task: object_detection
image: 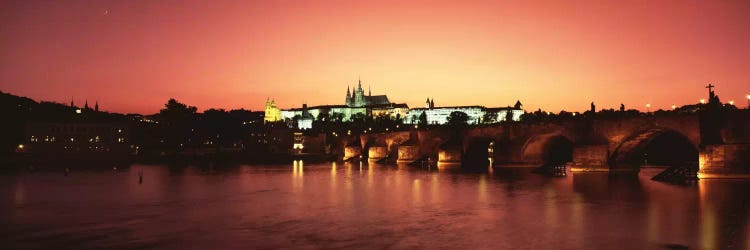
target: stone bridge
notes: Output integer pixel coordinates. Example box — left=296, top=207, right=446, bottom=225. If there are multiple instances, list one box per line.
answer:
left=337, top=111, right=750, bottom=178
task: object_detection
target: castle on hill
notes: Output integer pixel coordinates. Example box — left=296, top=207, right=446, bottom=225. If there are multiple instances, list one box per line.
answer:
left=345, top=79, right=390, bottom=107
left=264, top=78, right=524, bottom=129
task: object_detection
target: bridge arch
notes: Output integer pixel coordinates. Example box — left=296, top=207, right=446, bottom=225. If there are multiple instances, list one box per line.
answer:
left=522, top=133, right=574, bottom=164
left=610, top=128, right=698, bottom=170
left=462, top=137, right=496, bottom=168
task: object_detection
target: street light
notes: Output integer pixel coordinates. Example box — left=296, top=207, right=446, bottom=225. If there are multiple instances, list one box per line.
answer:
left=646, top=103, right=651, bottom=113
left=700, top=99, right=706, bottom=104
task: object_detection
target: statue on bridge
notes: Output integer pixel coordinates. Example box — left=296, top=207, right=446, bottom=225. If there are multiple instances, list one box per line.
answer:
left=590, top=102, right=596, bottom=113
left=706, top=83, right=721, bottom=105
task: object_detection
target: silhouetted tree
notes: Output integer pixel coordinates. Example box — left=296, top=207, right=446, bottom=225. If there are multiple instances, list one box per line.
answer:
left=350, top=113, right=366, bottom=124
left=372, top=114, right=397, bottom=132
left=446, top=111, right=469, bottom=126
left=317, top=110, right=330, bottom=122
left=159, top=99, right=197, bottom=123
left=331, top=112, right=345, bottom=122
left=418, top=111, right=427, bottom=125
left=200, top=109, right=244, bottom=147
left=157, top=99, right=197, bottom=152
left=483, top=111, right=498, bottom=124
left=505, top=111, right=513, bottom=122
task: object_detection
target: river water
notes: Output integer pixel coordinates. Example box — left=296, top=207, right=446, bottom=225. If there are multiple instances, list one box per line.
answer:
left=2, top=162, right=749, bottom=249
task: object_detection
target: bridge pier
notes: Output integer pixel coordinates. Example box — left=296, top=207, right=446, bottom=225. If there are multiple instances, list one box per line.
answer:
left=569, top=145, right=611, bottom=172
left=698, top=144, right=750, bottom=178
left=368, top=146, right=388, bottom=161
left=438, top=147, right=462, bottom=164
left=343, top=146, right=361, bottom=161
left=397, top=145, right=420, bottom=163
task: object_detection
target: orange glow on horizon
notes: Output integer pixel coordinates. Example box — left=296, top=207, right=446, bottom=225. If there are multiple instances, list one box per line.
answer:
left=1, top=1, right=750, bottom=114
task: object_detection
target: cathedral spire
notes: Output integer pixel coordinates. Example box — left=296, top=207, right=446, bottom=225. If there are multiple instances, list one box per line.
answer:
left=95, top=100, right=99, bottom=112
left=70, top=96, right=75, bottom=107
left=368, top=85, right=371, bottom=96
left=345, top=85, right=352, bottom=106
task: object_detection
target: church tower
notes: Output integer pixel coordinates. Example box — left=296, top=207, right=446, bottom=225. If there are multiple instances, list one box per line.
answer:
left=425, top=98, right=434, bottom=109
left=353, top=79, right=365, bottom=107
left=345, top=86, right=352, bottom=106
left=264, top=98, right=281, bottom=123
left=94, top=101, right=99, bottom=112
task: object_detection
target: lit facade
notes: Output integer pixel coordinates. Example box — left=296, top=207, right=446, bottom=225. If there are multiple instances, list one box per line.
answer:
left=275, top=80, right=407, bottom=127
left=264, top=98, right=282, bottom=123
left=345, top=79, right=390, bottom=108
left=371, top=103, right=409, bottom=119
left=403, top=99, right=524, bottom=125
left=297, top=104, right=314, bottom=130
left=24, top=122, right=131, bottom=155
left=406, top=106, right=484, bottom=125
left=267, top=81, right=525, bottom=129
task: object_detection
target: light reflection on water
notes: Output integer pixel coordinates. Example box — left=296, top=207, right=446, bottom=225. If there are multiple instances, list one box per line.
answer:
left=1, top=162, right=749, bottom=249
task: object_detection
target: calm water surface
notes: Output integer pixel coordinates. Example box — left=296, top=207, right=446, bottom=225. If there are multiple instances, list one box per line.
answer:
left=2, top=162, right=750, bottom=249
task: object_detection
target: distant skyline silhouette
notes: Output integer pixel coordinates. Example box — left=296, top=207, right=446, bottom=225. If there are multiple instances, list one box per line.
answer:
left=1, top=0, right=749, bottom=114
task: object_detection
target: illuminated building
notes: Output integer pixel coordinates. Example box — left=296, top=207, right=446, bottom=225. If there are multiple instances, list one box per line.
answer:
left=24, top=122, right=131, bottom=155
left=263, top=98, right=282, bottom=123
left=370, top=103, right=410, bottom=119
left=404, top=99, right=524, bottom=125
left=276, top=79, right=407, bottom=126
left=292, top=132, right=304, bottom=153
left=406, top=106, right=484, bottom=125
left=345, top=79, right=391, bottom=107
left=297, top=104, right=314, bottom=130
left=268, top=80, right=524, bottom=128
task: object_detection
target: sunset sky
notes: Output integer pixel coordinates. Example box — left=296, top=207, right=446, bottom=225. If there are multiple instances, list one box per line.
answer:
left=1, top=0, right=749, bottom=114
